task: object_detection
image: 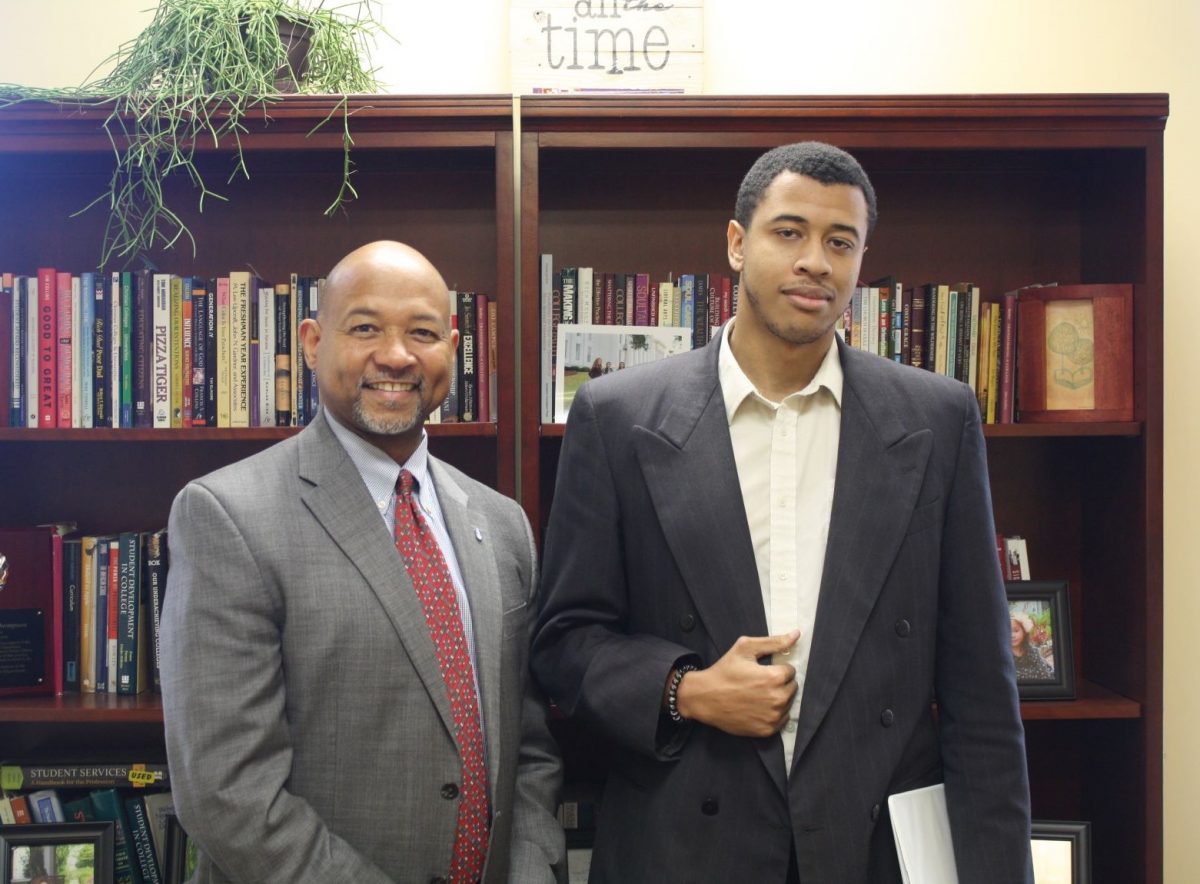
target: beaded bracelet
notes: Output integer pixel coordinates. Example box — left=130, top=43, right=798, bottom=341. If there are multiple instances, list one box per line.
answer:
left=667, top=664, right=699, bottom=723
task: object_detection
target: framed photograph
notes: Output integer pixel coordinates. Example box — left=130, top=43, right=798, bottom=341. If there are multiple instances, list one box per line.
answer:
left=1016, top=283, right=1133, bottom=422
left=1007, top=580, right=1075, bottom=699
left=1031, top=820, right=1091, bottom=884
left=0, top=821, right=114, bottom=884
left=554, top=324, right=693, bottom=422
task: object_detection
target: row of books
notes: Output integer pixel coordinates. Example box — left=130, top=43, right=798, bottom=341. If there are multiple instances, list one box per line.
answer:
left=1, top=775, right=191, bottom=884
left=538, top=256, right=740, bottom=421
left=0, top=524, right=165, bottom=699
left=839, top=279, right=1019, bottom=424
left=0, top=269, right=498, bottom=430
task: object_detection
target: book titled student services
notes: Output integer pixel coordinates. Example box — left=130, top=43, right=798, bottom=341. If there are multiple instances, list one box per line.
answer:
left=0, top=763, right=170, bottom=791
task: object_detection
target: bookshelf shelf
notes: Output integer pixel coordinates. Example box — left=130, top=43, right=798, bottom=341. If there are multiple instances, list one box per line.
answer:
left=518, top=95, right=1165, bottom=884
left=0, top=693, right=164, bottom=725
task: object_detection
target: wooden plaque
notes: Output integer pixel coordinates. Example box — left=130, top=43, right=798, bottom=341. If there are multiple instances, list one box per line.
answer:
left=1016, top=284, right=1134, bottom=423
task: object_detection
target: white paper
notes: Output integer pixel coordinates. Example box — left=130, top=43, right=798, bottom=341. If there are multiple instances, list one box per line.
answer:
left=888, top=783, right=959, bottom=884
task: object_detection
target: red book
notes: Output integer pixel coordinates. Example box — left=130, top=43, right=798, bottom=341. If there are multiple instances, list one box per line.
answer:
left=998, top=290, right=1018, bottom=423
left=36, top=267, right=57, bottom=428
left=475, top=295, right=490, bottom=424
left=56, top=271, right=74, bottom=427
left=9, top=795, right=32, bottom=824
left=0, top=526, right=59, bottom=696
left=720, top=275, right=733, bottom=324
left=0, top=273, right=12, bottom=427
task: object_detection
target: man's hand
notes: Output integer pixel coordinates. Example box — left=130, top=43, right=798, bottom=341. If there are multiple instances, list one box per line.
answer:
left=673, top=631, right=800, bottom=737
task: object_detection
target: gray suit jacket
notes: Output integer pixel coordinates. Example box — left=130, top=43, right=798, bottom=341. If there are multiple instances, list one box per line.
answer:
left=161, top=411, right=566, bottom=883
left=532, top=333, right=1032, bottom=883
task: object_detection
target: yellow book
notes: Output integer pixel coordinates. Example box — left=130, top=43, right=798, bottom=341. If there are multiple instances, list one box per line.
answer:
left=986, top=298, right=1002, bottom=424
left=934, top=283, right=950, bottom=377
left=228, top=271, right=251, bottom=428
left=79, top=536, right=96, bottom=693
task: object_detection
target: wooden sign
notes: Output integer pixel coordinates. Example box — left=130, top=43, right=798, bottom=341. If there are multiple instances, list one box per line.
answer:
left=511, top=1, right=704, bottom=95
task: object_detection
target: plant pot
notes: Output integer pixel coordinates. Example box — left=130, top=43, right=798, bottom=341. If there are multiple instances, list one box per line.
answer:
left=273, top=16, right=312, bottom=92
left=239, top=14, right=313, bottom=93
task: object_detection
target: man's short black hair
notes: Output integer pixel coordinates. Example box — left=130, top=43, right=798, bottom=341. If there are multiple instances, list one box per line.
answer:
left=734, top=141, right=878, bottom=237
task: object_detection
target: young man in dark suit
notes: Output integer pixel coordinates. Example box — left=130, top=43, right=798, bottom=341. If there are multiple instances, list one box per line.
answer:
left=532, top=143, right=1032, bottom=883
left=161, top=241, right=566, bottom=883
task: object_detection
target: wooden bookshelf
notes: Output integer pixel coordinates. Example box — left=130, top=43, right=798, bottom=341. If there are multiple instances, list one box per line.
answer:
left=0, top=97, right=517, bottom=766
left=518, top=94, right=1165, bottom=883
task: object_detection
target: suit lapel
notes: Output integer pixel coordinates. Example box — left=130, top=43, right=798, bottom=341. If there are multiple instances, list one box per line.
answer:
left=633, top=339, right=787, bottom=797
left=790, top=345, right=932, bottom=768
left=429, top=458, right=504, bottom=802
left=296, top=414, right=458, bottom=741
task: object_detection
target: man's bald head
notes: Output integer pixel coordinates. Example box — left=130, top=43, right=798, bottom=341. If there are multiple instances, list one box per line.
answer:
left=320, top=240, right=453, bottom=323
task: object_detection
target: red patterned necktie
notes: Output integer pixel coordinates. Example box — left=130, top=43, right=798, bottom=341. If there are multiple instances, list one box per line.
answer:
left=394, top=469, right=490, bottom=883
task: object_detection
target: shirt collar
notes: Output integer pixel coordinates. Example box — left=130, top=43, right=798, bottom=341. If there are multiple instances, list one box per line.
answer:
left=718, top=318, right=844, bottom=424
left=323, top=407, right=431, bottom=497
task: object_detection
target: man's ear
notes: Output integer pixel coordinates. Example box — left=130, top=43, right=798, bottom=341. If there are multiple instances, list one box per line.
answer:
left=727, top=219, right=746, bottom=273
left=298, top=317, right=321, bottom=370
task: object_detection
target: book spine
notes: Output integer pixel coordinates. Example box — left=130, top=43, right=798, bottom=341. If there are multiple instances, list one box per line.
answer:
left=146, top=529, right=167, bottom=692
left=966, top=285, right=981, bottom=397
left=80, top=272, right=95, bottom=427
left=692, top=273, right=708, bottom=347
left=635, top=273, right=651, bottom=326
left=539, top=256, right=554, bottom=424
left=171, top=275, right=184, bottom=427
left=259, top=284, right=275, bottom=427
left=441, top=290, right=461, bottom=422
left=190, top=282, right=207, bottom=427
left=458, top=292, right=477, bottom=422
left=181, top=279, right=194, bottom=426
left=216, top=277, right=231, bottom=427
left=911, top=286, right=927, bottom=370
left=560, top=267, right=576, bottom=325
left=229, top=272, right=251, bottom=428
left=205, top=278, right=217, bottom=427
left=94, top=539, right=108, bottom=693
left=50, top=529, right=64, bottom=694
left=133, top=270, right=152, bottom=427
left=0, top=763, right=169, bottom=790
left=0, top=273, right=11, bottom=428
left=37, top=267, right=57, bottom=427
left=62, top=538, right=82, bottom=692
left=125, top=794, right=164, bottom=884
left=117, top=272, right=130, bottom=427
left=81, top=537, right=100, bottom=693
left=152, top=274, right=171, bottom=428
left=986, top=302, right=1002, bottom=424
left=475, top=294, right=491, bottom=424
left=89, top=788, right=142, bottom=884
left=117, top=531, right=142, bottom=695
left=998, top=291, right=1018, bottom=423
left=274, top=286, right=292, bottom=426
left=577, top=267, right=593, bottom=328
left=249, top=283, right=260, bottom=427
left=679, top=275, right=694, bottom=334
left=487, top=298, right=498, bottom=422
left=307, top=278, right=321, bottom=419
left=107, top=536, right=120, bottom=692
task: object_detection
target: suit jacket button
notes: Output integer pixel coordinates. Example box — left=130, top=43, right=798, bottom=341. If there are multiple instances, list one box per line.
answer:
left=895, top=619, right=911, bottom=637
left=441, top=782, right=459, bottom=800
left=680, top=613, right=696, bottom=632
left=871, top=803, right=881, bottom=821
left=880, top=708, right=895, bottom=727
left=701, top=797, right=719, bottom=816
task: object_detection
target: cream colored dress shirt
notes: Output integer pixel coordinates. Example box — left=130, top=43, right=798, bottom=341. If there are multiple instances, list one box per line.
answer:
left=718, top=320, right=843, bottom=774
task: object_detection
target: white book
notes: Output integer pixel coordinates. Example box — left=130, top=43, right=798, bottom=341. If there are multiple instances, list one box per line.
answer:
left=540, top=254, right=554, bottom=423
left=25, top=277, right=37, bottom=427
left=80, top=273, right=94, bottom=428
left=110, top=272, right=122, bottom=427
left=152, top=274, right=172, bottom=427
left=888, top=783, right=959, bottom=884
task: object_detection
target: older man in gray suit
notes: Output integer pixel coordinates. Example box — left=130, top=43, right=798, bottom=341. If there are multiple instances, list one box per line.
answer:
left=532, top=143, right=1032, bottom=883
left=161, top=241, right=566, bottom=883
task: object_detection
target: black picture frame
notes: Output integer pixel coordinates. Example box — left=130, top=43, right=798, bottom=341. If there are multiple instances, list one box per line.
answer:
left=0, top=821, right=114, bottom=884
left=1031, top=820, right=1091, bottom=883
left=1006, top=579, right=1076, bottom=699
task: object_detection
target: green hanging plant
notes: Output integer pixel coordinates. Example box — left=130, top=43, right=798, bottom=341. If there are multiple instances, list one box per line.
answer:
left=0, top=0, right=390, bottom=267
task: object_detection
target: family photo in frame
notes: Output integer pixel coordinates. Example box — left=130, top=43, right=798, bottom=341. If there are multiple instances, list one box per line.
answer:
left=0, top=822, right=113, bottom=884
left=1031, top=820, right=1092, bottom=884
left=1007, top=580, right=1076, bottom=699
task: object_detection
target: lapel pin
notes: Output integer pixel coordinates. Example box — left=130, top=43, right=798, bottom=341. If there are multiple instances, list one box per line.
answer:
left=474, top=528, right=483, bottom=542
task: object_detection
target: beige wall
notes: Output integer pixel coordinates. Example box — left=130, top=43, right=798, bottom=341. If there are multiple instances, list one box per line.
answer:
left=2, top=0, right=1196, bottom=877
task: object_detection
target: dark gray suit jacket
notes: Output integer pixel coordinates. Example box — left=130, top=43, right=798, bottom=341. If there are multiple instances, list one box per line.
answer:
left=532, top=333, right=1032, bottom=883
left=161, top=411, right=566, bottom=883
